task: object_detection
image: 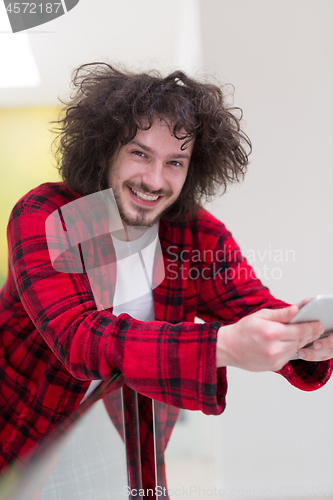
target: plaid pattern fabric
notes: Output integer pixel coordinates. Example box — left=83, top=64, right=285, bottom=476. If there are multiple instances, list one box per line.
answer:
left=0, top=182, right=331, bottom=479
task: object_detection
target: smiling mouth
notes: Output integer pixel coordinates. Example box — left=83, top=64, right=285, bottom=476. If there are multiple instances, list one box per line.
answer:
left=129, top=187, right=161, bottom=202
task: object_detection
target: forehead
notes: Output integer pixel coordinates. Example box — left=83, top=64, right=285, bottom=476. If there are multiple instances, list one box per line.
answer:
left=129, top=118, right=194, bottom=155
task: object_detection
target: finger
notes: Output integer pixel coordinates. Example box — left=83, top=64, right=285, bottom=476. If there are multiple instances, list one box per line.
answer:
left=280, top=321, right=324, bottom=344
left=312, top=331, right=333, bottom=351
left=295, top=297, right=313, bottom=309
left=298, top=322, right=324, bottom=349
left=259, top=305, right=299, bottom=324
left=298, top=346, right=333, bottom=362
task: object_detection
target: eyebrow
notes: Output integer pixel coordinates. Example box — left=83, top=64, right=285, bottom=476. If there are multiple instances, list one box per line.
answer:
left=128, top=139, right=191, bottom=161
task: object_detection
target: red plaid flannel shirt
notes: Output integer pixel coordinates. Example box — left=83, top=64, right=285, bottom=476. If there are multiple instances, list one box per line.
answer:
left=0, top=182, right=331, bottom=478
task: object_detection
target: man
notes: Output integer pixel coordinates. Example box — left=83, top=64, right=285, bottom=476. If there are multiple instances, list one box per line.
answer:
left=0, top=63, right=332, bottom=492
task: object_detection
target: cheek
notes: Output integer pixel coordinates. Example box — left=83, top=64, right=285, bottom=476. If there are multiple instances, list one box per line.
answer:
left=109, top=169, right=124, bottom=189
left=174, top=175, right=187, bottom=195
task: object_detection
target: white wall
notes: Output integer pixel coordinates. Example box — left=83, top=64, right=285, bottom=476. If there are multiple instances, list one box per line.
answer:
left=199, top=1, right=333, bottom=497
left=0, top=0, right=181, bottom=106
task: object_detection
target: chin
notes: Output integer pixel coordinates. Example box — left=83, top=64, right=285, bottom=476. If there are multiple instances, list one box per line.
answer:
left=120, top=207, right=161, bottom=227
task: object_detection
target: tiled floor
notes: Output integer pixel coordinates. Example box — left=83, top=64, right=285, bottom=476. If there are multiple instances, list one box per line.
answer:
left=166, top=457, right=333, bottom=500
left=166, top=457, right=218, bottom=500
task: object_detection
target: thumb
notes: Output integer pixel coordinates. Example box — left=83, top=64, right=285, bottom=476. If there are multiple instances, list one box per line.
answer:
left=258, top=305, right=299, bottom=324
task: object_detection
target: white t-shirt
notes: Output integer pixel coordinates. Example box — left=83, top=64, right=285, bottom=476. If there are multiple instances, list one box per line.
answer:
left=81, top=223, right=159, bottom=403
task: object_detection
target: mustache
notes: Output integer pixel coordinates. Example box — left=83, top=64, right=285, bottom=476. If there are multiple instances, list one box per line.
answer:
left=126, top=182, right=172, bottom=197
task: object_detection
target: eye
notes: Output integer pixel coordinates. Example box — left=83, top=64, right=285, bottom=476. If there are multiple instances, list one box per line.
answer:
left=169, top=160, right=182, bottom=167
left=132, top=150, right=146, bottom=158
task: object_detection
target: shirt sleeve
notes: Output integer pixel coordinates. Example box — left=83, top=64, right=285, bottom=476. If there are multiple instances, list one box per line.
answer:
left=7, top=201, right=225, bottom=416
left=195, top=220, right=332, bottom=392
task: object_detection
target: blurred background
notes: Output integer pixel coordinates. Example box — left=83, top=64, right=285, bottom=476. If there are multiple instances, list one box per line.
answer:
left=0, top=0, right=332, bottom=498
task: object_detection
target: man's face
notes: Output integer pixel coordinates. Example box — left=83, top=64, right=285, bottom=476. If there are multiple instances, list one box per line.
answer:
left=107, top=119, right=194, bottom=227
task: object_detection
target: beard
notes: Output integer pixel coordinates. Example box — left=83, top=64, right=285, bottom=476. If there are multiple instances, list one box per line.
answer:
left=112, top=182, right=173, bottom=227
left=118, top=204, right=160, bottom=227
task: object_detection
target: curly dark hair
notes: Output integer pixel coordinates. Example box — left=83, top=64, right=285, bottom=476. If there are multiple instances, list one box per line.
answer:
left=53, top=62, right=251, bottom=221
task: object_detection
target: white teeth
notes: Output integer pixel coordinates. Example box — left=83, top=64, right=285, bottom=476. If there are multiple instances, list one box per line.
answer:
left=130, top=188, right=159, bottom=202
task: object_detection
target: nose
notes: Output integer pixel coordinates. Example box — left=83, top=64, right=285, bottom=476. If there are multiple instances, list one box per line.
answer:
left=141, top=161, right=165, bottom=193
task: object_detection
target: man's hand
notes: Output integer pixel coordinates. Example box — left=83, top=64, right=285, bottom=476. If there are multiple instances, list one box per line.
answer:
left=216, top=305, right=325, bottom=371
